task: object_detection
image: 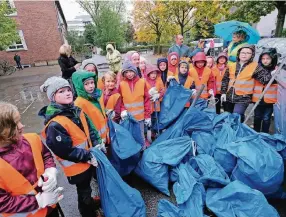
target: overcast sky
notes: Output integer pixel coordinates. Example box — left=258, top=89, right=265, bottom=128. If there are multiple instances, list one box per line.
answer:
left=59, top=0, right=134, bottom=21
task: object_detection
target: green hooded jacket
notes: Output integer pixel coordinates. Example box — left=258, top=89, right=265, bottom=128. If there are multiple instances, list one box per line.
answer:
left=72, top=70, right=104, bottom=114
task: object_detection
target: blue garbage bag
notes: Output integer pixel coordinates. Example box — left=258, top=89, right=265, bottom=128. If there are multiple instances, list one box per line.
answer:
left=157, top=200, right=182, bottom=217
left=227, top=135, right=284, bottom=195
left=108, top=118, right=141, bottom=176
left=191, top=131, right=215, bottom=156
left=206, top=181, right=280, bottom=217
left=135, top=136, right=192, bottom=195
left=259, top=133, right=286, bottom=160
left=157, top=79, right=192, bottom=130
left=172, top=163, right=205, bottom=217
left=90, top=148, right=146, bottom=217
left=153, top=107, right=213, bottom=145
left=189, top=154, right=230, bottom=187
left=120, top=114, right=145, bottom=147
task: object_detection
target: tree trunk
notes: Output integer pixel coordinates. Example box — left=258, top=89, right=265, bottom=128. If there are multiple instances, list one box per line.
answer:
left=154, top=34, right=161, bottom=54
left=275, top=2, right=286, bottom=37
left=180, top=24, right=184, bottom=36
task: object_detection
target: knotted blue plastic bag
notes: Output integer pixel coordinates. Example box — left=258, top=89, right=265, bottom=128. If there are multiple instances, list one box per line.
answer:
left=157, top=79, right=192, bottom=130
left=189, top=154, right=230, bottom=187
left=91, top=148, right=146, bottom=217
left=135, top=136, right=192, bottom=196
left=108, top=118, right=141, bottom=176
left=227, top=135, right=284, bottom=195
left=206, top=181, right=279, bottom=217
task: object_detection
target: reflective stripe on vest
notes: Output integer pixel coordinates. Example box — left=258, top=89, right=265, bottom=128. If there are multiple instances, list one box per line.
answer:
left=120, top=79, right=145, bottom=121
left=228, top=62, right=257, bottom=95
left=75, top=96, right=109, bottom=141
left=105, top=93, right=120, bottom=110
left=228, top=42, right=247, bottom=62
left=189, top=67, right=212, bottom=99
left=252, top=80, right=277, bottom=104
left=146, top=78, right=164, bottom=113
left=0, top=134, right=49, bottom=217
left=42, top=111, right=91, bottom=177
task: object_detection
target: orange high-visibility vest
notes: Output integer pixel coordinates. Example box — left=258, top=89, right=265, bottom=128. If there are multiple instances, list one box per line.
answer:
left=167, top=68, right=178, bottom=77
left=228, top=62, right=257, bottom=95
left=42, top=111, right=91, bottom=177
left=189, top=67, right=212, bottom=99
left=105, top=93, right=121, bottom=110
left=252, top=81, right=277, bottom=104
left=174, top=73, right=195, bottom=107
left=120, top=79, right=145, bottom=121
left=97, top=79, right=104, bottom=90
left=146, top=78, right=165, bottom=113
left=213, top=66, right=227, bottom=94
left=0, top=134, right=51, bottom=217
left=75, top=95, right=109, bottom=142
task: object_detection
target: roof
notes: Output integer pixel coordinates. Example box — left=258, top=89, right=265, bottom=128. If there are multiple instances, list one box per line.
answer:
left=55, top=1, right=67, bottom=28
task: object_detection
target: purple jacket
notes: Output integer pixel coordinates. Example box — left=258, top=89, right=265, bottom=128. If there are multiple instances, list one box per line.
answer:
left=0, top=136, right=56, bottom=213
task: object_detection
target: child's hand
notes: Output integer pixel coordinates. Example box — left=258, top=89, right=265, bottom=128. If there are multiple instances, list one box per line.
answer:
left=151, top=93, right=160, bottom=102
left=144, top=118, right=151, bottom=127
left=121, top=110, right=128, bottom=120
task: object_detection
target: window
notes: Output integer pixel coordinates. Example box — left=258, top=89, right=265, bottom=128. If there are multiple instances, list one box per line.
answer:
left=6, top=0, right=17, bottom=16
left=7, top=30, right=28, bottom=51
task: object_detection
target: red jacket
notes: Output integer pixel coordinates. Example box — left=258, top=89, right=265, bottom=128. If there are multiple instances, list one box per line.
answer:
left=118, top=76, right=151, bottom=119
left=0, top=136, right=55, bottom=213
left=103, top=88, right=122, bottom=123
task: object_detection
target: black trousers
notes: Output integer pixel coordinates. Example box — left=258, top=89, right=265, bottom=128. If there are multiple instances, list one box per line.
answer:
left=215, top=94, right=226, bottom=114
left=16, top=61, right=22, bottom=69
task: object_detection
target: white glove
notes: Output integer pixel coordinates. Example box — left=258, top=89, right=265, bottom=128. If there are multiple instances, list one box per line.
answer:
left=106, top=109, right=115, bottom=119
left=148, top=87, right=158, bottom=96
left=208, top=89, right=214, bottom=97
left=95, top=139, right=107, bottom=153
left=38, top=167, right=58, bottom=192
left=191, top=89, right=197, bottom=96
left=221, top=94, right=226, bottom=102
left=36, top=187, right=64, bottom=208
left=87, top=153, right=98, bottom=167
left=145, top=118, right=151, bottom=127
left=271, top=69, right=277, bottom=76
left=167, top=76, right=175, bottom=82
left=151, top=93, right=160, bottom=102
left=121, top=110, right=128, bottom=120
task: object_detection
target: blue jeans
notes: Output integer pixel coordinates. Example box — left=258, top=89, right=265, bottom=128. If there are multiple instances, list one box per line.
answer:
left=225, top=102, right=249, bottom=123
left=254, top=104, right=273, bottom=133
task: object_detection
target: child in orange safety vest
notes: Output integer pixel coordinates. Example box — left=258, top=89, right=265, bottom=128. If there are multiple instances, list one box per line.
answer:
left=0, top=102, right=63, bottom=217
left=39, top=76, right=103, bottom=217
left=145, top=65, right=165, bottom=130
left=119, top=61, right=151, bottom=148
left=189, top=52, right=215, bottom=100
left=167, top=52, right=180, bottom=76
left=102, top=71, right=123, bottom=123
left=207, top=53, right=229, bottom=114
left=253, top=48, right=278, bottom=133
left=167, top=60, right=196, bottom=107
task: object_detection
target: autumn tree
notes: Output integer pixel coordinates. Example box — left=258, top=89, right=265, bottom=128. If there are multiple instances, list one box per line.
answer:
left=165, top=1, right=196, bottom=36
left=134, top=0, right=178, bottom=48
left=0, top=1, right=19, bottom=50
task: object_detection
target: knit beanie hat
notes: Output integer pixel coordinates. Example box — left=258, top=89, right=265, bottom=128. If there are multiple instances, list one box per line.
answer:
left=40, top=76, right=71, bottom=101
left=121, top=61, right=138, bottom=75
left=83, top=77, right=94, bottom=84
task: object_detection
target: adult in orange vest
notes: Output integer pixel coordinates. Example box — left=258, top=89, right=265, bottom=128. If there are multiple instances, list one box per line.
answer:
left=102, top=71, right=123, bottom=123
left=167, top=52, right=179, bottom=76
left=81, top=59, right=104, bottom=90
left=39, top=76, right=102, bottom=217
left=72, top=70, right=109, bottom=146
left=167, top=61, right=196, bottom=107
left=0, top=102, right=63, bottom=217
left=253, top=48, right=278, bottom=133
left=221, top=45, right=273, bottom=122
left=189, top=52, right=215, bottom=100
left=145, top=65, right=165, bottom=127
left=211, top=52, right=229, bottom=114
left=119, top=61, right=151, bottom=148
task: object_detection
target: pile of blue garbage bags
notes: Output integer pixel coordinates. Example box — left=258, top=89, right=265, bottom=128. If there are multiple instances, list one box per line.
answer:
left=91, top=80, right=285, bottom=217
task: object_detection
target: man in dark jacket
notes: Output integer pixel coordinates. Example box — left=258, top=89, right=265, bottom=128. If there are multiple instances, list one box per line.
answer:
left=58, top=44, right=81, bottom=79
left=14, top=53, right=23, bottom=70
left=221, top=44, right=272, bottom=122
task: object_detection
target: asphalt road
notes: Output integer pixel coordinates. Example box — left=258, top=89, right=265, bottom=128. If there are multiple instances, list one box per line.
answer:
left=0, top=55, right=285, bottom=217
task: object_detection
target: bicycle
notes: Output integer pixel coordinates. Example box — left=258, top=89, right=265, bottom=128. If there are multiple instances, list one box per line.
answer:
left=0, top=60, right=16, bottom=76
